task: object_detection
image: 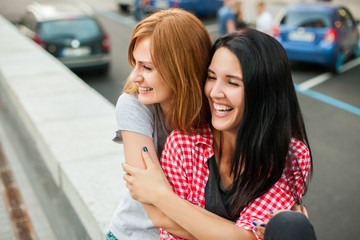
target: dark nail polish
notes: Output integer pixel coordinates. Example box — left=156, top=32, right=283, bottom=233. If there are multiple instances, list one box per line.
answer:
left=252, top=221, right=257, bottom=226
left=269, top=211, right=274, bottom=214
left=143, top=147, right=148, bottom=152
left=260, top=224, right=265, bottom=227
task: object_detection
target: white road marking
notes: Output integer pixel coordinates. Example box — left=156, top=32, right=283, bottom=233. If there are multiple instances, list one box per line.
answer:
left=297, top=57, right=360, bottom=90
left=297, top=72, right=333, bottom=91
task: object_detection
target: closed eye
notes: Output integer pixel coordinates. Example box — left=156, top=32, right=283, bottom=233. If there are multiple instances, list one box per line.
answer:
left=229, top=81, right=240, bottom=86
left=143, top=65, right=152, bottom=71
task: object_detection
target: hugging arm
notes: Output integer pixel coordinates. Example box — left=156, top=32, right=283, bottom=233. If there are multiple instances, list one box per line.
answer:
left=121, top=131, right=196, bottom=239
left=124, top=148, right=256, bottom=240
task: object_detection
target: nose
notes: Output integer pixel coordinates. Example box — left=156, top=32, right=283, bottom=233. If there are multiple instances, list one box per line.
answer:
left=209, top=80, right=225, bottom=99
left=130, top=66, right=143, bottom=84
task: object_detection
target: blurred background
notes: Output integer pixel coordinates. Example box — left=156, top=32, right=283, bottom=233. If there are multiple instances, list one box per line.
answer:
left=0, top=0, right=359, bottom=239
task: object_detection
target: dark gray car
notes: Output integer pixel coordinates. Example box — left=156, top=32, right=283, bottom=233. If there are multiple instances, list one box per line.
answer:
left=17, top=2, right=111, bottom=73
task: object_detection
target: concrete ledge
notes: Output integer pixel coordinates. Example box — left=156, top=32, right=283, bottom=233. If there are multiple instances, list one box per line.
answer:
left=0, top=16, right=126, bottom=239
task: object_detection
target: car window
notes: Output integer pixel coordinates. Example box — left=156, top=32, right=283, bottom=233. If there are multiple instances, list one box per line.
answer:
left=281, top=11, right=332, bottom=28
left=38, top=17, right=101, bottom=39
left=337, top=8, right=354, bottom=28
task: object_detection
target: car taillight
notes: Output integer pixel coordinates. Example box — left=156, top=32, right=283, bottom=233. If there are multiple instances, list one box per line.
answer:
left=273, top=25, right=280, bottom=37
left=33, top=34, right=45, bottom=49
left=324, top=28, right=336, bottom=44
left=102, top=33, right=110, bottom=52
left=171, top=1, right=180, bottom=8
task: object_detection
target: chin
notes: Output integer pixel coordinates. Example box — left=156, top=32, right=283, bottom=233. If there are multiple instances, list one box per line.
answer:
left=138, top=97, right=153, bottom=105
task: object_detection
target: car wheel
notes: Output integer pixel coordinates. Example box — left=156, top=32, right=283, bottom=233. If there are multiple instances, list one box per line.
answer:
left=354, top=40, right=360, bottom=58
left=331, top=52, right=344, bottom=73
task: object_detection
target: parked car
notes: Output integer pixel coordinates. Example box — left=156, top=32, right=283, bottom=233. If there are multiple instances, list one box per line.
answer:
left=116, top=0, right=222, bottom=17
left=17, top=2, right=110, bottom=73
left=273, top=3, right=359, bottom=73
left=115, top=0, right=135, bottom=13
left=148, top=0, right=222, bottom=17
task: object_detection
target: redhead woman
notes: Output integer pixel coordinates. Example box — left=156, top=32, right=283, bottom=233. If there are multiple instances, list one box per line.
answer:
left=123, top=29, right=316, bottom=240
left=107, top=9, right=212, bottom=240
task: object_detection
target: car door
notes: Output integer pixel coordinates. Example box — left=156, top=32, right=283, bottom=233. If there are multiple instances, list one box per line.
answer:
left=336, top=7, right=358, bottom=57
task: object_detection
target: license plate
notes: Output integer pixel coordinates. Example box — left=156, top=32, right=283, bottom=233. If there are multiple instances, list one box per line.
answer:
left=288, top=31, right=315, bottom=42
left=62, top=47, right=91, bottom=57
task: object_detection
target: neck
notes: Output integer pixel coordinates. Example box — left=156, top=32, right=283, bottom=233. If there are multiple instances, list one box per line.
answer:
left=213, top=129, right=237, bottom=162
left=213, top=129, right=238, bottom=190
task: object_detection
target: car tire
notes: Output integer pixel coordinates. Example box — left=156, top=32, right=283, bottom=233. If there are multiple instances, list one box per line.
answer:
left=331, top=52, right=344, bottom=73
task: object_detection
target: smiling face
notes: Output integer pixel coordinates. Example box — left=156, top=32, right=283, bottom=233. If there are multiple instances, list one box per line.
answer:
left=205, top=47, right=245, bottom=135
left=130, top=37, right=173, bottom=113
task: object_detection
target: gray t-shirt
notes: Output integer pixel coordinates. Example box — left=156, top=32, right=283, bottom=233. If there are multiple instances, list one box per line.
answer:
left=109, top=93, right=171, bottom=240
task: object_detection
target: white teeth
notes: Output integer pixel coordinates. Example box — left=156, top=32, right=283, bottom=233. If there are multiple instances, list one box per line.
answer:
left=139, top=87, right=152, bottom=91
left=214, top=103, right=233, bottom=111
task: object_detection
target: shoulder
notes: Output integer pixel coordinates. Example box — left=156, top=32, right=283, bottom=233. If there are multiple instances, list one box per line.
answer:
left=167, top=124, right=212, bottom=146
left=116, top=93, right=140, bottom=108
left=288, top=138, right=311, bottom=171
left=289, top=138, right=310, bottom=158
left=114, top=93, right=154, bottom=137
left=164, top=124, right=213, bottom=158
left=115, top=93, right=153, bottom=116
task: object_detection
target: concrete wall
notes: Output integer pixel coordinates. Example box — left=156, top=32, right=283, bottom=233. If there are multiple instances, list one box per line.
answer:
left=0, top=16, right=125, bottom=239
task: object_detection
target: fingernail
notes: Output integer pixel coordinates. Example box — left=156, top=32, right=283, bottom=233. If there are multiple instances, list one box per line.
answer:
left=260, top=224, right=265, bottom=227
left=143, top=147, right=148, bottom=152
left=252, top=221, right=257, bottom=226
left=269, top=211, right=274, bottom=214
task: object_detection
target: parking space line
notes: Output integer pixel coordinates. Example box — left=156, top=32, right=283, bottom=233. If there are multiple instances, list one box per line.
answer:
left=340, top=57, right=360, bottom=73
left=297, top=57, right=360, bottom=91
left=295, top=85, right=360, bottom=117
left=297, top=72, right=333, bottom=91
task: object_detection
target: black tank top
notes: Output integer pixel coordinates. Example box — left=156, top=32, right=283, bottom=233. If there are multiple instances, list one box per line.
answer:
left=204, top=156, right=235, bottom=221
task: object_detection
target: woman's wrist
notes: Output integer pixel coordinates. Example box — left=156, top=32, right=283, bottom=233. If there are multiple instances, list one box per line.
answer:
left=153, top=183, right=173, bottom=206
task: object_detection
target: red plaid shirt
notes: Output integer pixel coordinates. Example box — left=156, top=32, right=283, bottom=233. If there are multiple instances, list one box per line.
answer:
left=159, top=124, right=311, bottom=240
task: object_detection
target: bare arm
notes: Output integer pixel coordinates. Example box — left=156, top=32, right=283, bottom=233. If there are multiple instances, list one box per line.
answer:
left=121, top=131, right=196, bottom=239
left=124, top=150, right=256, bottom=240
left=226, top=19, right=236, bottom=33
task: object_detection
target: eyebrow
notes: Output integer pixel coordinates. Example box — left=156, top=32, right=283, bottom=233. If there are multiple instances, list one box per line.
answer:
left=138, top=60, right=153, bottom=65
left=208, top=69, right=243, bottom=81
left=132, top=55, right=153, bottom=65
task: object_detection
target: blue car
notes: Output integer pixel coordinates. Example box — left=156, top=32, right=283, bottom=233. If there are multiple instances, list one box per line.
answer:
left=273, top=3, right=359, bottom=73
left=148, top=0, right=222, bottom=17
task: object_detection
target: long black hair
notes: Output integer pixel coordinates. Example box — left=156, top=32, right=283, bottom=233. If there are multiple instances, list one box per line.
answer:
left=209, top=29, right=313, bottom=220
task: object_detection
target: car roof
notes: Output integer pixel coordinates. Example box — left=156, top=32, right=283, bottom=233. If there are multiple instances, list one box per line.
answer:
left=27, top=2, right=94, bottom=22
left=285, top=2, right=341, bottom=13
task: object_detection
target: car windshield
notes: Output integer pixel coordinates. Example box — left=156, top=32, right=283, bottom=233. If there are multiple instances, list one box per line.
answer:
left=39, top=17, right=100, bottom=39
left=281, top=11, right=332, bottom=28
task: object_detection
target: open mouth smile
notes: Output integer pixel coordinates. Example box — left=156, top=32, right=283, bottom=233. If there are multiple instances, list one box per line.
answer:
left=139, top=86, right=153, bottom=92
left=213, top=103, right=233, bottom=113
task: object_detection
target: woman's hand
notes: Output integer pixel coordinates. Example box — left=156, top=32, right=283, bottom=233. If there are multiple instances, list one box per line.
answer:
left=267, top=204, right=309, bottom=218
left=122, top=147, right=171, bottom=204
left=253, top=204, right=309, bottom=239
